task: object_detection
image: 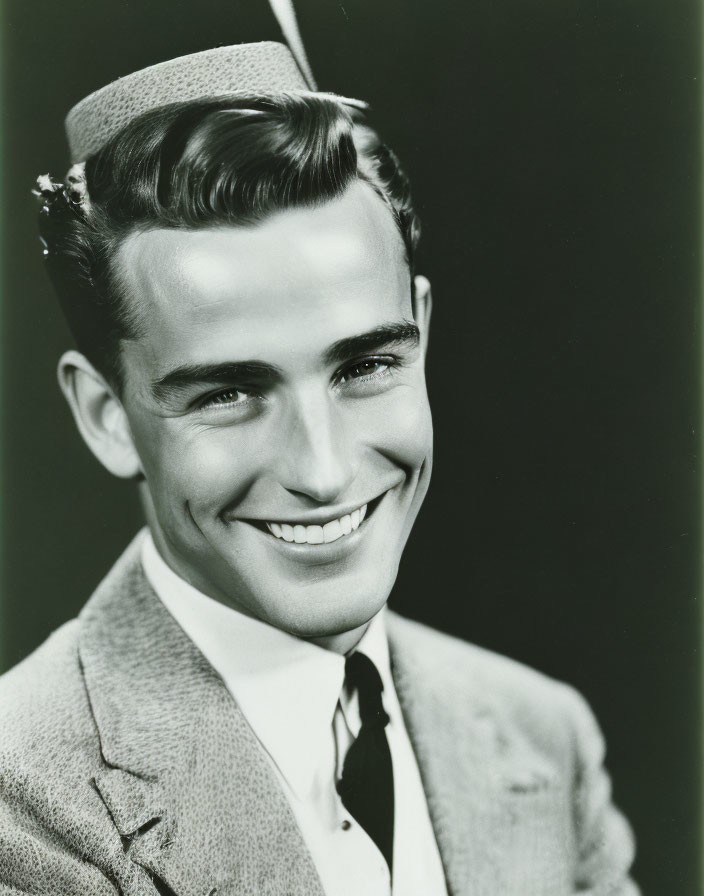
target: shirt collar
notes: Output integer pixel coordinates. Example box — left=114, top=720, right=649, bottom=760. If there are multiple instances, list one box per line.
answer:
left=140, top=531, right=391, bottom=799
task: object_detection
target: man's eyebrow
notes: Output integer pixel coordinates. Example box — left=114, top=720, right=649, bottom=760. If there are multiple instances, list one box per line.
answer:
left=323, top=321, right=420, bottom=367
left=151, top=361, right=283, bottom=403
left=150, top=322, right=420, bottom=403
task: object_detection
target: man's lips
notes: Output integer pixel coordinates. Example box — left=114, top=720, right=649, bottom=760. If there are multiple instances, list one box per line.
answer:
left=239, top=492, right=386, bottom=546
left=267, top=502, right=367, bottom=545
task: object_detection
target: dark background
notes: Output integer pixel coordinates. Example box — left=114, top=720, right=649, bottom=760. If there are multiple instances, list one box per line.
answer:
left=1, top=0, right=700, bottom=891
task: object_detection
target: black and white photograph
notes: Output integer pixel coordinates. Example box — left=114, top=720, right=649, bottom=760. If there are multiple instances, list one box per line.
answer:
left=0, top=1, right=700, bottom=894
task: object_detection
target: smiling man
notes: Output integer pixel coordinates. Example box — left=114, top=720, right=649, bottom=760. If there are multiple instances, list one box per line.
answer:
left=0, top=38, right=638, bottom=896
left=104, top=183, right=431, bottom=651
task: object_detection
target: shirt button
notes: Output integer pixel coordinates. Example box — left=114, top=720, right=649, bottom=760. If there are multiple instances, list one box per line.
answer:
left=341, top=819, right=352, bottom=831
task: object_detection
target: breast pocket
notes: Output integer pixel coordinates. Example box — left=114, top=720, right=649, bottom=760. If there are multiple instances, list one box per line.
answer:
left=497, top=781, right=576, bottom=896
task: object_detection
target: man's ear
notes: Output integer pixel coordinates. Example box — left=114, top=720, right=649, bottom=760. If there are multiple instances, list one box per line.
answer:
left=413, top=274, right=433, bottom=356
left=57, top=350, right=142, bottom=479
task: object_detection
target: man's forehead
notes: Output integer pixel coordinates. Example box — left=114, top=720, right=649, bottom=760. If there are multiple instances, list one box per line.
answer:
left=117, top=182, right=409, bottom=322
left=116, top=183, right=413, bottom=378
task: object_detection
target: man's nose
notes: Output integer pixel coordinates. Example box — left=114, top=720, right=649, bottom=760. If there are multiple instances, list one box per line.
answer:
left=276, top=390, right=356, bottom=505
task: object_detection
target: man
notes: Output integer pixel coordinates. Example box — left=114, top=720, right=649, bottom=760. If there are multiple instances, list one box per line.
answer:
left=0, top=32, right=638, bottom=896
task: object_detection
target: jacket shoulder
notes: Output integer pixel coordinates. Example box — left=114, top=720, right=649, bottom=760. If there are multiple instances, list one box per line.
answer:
left=387, top=611, right=593, bottom=757
left=0, top=619, right=98, bottom=756
left=387, top=613, right=638, bottom=893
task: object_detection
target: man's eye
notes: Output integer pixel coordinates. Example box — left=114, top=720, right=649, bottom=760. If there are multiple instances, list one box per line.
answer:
left=200, top=388, right=251, bottom=409
left=338, top=358, right=393, bottom=384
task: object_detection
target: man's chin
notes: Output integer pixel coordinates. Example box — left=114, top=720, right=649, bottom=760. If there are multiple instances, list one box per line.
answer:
left=271, top=597, right=387, bottom=641
left=163, top=525, right=401, bottom=641
left=243, top=576, right=393, bottom=647
left=291, top=605, right=385, bottom=654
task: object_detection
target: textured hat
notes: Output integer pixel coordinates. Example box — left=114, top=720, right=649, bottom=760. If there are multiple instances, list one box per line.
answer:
left=64, top=0, right=321, bottom=163
left=66, top=43, right=311, bottom=162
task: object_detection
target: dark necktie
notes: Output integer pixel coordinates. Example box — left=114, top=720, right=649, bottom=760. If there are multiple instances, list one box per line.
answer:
left=336, top=651, right=395, bottom=876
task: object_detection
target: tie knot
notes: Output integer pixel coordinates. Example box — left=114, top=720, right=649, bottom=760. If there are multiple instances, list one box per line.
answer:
left=345, top=652, right=389, bottom=729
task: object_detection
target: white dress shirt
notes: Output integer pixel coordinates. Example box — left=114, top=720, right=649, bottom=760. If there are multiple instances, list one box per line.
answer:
left=141, top=532, right=447, bottom=896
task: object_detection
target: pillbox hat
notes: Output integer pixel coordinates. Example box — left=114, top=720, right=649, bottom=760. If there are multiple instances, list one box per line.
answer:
left=64, top=0, right=326, bottom=162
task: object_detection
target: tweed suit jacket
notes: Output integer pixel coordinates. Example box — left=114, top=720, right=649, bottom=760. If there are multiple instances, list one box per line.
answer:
left=0, top=534, right=638, bottom=896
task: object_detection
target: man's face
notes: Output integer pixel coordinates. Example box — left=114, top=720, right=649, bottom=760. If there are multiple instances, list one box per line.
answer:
left=116, top=182, right=432, bottom=640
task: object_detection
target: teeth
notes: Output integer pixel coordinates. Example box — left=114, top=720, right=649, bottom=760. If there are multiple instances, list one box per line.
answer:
left=323, top=520, right=342, bottom=543
left=307, top=526, right=324, bottom=545
left=293, top=525, right=307, bottom=544
left=281, top=524, right=294, bottom=543
left=265, top=503, right=368, bottom=545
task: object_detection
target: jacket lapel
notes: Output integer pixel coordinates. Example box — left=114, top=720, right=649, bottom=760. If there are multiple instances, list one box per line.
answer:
left=79, top=534, right=325, bottom=896
left=387, top=612, right=570, bottom=896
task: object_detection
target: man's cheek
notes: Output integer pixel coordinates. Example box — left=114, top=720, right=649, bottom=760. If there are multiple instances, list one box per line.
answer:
left=159, top=434, right=258, bottom=515
left=370, top=389, right=432, bottom=464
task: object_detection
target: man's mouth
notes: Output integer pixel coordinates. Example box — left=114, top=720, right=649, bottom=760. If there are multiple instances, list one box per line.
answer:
left=253, top=495, right=384, bottom=546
